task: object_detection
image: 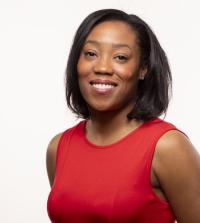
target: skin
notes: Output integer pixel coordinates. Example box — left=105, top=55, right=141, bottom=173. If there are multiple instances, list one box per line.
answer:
left=46, top=21, right=200, bottom=222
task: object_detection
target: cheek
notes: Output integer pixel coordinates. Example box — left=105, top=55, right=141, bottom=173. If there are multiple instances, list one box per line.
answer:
left=77, top=58, right=84, bottom=77
left=114, top=65, right=139, bottom=81
left=114, top=57, right=140, bottom=79
left=77, top=56, right=93, bottom=78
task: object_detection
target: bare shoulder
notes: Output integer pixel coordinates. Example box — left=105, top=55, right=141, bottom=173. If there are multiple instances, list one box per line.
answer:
left=154, top=129, right=200, bottom=172
left=47, top=133, right=63, bottom=156
left=156, top=129, right=192, bottom=150
left=46, top=133, right=63, bottom=187
left=153, top=129, right=200, bottom=223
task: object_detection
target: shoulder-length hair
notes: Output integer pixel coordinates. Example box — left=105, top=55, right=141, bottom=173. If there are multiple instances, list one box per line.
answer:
left=65, top=9, right=172, bottom=121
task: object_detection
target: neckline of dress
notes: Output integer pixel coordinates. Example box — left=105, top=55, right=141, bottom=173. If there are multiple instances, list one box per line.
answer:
left=80, top=117, right=159, bottom=149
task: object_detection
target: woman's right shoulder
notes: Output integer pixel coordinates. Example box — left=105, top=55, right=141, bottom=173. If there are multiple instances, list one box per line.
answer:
left=46, top=132, right=63, bottom=186
left=47, top=122, right=81, bottom=156
left=46, top=122, right=83, bottom=186
left=47, top=133, right=63, bottom=155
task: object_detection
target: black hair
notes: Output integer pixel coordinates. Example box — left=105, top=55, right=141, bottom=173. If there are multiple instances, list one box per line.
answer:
left=65, top=9, right=172, bottom=121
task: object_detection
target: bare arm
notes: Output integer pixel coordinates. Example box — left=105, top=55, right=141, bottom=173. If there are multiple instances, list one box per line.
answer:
left=46, top=133, right=62, bottom=187
left=153, top=130, right=200, bottom=223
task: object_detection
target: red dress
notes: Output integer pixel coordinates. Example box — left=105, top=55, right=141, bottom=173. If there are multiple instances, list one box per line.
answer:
left=47, top=117, right=185, bottom=222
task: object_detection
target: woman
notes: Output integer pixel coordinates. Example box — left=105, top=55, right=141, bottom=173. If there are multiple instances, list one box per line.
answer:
left=46, top=9, right=200, bottom=223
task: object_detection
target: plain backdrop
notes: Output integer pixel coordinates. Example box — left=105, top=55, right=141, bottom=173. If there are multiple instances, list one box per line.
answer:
left=0, top=0, right=199, bottom=222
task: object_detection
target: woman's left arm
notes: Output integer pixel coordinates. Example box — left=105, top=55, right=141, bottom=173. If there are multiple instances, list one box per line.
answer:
left=153, top=130, right=200, bottom=223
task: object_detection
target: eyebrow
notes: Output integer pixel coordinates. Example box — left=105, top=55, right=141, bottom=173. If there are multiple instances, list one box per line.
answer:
left=84, top=40, right=132, bottom=50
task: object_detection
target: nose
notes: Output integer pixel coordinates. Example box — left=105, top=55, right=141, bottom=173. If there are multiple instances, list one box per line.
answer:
left=93, top=56, right=113, bottom=75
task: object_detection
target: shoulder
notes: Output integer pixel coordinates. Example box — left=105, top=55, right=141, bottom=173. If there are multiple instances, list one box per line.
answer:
left=46, top=133, right=63, bottom=186
left=47, top=120, right=84, bottom=155
left=153, top=129, right=200, bottom=222
left=154, top=128, right=198, bottom=176
left=46, top=126, right=75, bottom=170
left=47, top=133, right=63, bottom=160
left=155, top=128, right=195, bottom=162
left=46, top=121, right=84, bottom=186
left=145, top=118, right=191, bottom=149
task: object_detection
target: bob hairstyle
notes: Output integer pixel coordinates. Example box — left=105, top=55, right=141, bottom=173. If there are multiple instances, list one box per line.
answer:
left=65, top=9, right=172, bottom=121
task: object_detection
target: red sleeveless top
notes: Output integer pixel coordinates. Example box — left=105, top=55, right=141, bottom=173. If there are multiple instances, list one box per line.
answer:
left=47, top=117, right=182, bottom=222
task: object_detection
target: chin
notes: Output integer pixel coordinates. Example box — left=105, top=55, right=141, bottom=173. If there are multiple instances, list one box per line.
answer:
left=90, top=106, right=111, bottom=112
left=88, top=103, right=120, bottom=113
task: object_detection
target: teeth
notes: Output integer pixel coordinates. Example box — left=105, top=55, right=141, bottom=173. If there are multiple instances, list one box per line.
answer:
left=92, top=83, right=115, bottom=89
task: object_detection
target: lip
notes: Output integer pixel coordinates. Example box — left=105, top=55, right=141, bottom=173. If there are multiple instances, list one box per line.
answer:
left=89, top=79, right=117, bottom=94
left=89, top=79, right=118, bottom=86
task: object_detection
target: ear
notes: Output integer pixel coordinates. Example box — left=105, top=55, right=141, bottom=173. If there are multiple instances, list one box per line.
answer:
left=139, top=67, right=147, bottom=80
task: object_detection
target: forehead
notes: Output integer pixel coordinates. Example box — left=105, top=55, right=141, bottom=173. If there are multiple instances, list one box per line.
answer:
left=85, top=21, right=138, bottom=47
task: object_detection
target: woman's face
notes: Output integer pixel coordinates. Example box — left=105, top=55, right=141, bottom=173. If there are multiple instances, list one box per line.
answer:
left=77, top=20, right=145, bottom=113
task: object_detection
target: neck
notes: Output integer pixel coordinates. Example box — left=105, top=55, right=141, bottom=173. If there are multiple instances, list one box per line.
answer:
left=85, top=104, right=142, bottom=139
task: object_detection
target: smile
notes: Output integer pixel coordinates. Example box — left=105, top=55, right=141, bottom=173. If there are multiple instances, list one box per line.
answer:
left=89, top=82, right=117, bottom=94
left=91, top=83, right=115, bottom=89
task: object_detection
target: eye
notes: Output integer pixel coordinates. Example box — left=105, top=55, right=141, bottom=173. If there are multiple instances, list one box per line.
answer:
left=83, top=51, right=97, bottom=59
left=114, top=55, right=128, bottom=62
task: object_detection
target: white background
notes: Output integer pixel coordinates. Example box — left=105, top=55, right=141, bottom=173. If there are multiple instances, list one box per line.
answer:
left=0, top=0, right=199, bottom=222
